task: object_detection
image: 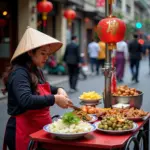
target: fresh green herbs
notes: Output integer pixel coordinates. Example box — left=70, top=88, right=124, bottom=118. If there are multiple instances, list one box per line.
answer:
left=62, top=112, right=80, bottom=125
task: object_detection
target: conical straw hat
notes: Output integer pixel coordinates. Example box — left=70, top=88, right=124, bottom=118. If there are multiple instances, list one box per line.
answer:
left=11, top=26, right=63, bottom=62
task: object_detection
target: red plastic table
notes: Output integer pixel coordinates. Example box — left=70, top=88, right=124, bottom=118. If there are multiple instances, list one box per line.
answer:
left=28, top=117, right=149, bottom=150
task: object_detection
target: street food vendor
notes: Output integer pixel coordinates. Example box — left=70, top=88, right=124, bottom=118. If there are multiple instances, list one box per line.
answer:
left=2, top=27, right=73, bottom=150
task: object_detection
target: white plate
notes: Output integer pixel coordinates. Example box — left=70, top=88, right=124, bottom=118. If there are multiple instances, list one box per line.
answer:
left=88, top=114, right=98, bottom=123
left=94, top=121, right=138, bottom=134
left=43, top=123, right=96, bottom=140
left=79, top=98, right=102, bottom=106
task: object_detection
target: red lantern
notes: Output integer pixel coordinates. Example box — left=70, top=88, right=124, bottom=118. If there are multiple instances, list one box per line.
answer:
left=64, top=9, right=76, bottom=26
left=97, top=16, right=126, bottom=49
left=37, top=0, right=53, bottom=13
left=0, top=19, right=6, bottom=27
left=37, top=0, right=53, bottom=28
left=64, top=9, right=76, bottom=20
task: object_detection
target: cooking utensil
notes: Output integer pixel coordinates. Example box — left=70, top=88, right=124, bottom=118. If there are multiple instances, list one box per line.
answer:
left=71, top=105, right=81, bottom=111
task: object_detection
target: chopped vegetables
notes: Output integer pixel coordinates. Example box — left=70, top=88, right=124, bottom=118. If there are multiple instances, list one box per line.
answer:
left=62, top=112, right=80, bottom=125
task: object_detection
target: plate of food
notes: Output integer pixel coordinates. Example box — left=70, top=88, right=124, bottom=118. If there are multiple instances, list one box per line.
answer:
left=123, top=108, right=150, bottom=122
left=94, top=116, right=138, bottom=134
left=80, top=105, right=100, bottom=115
left=43, top=112, right=96, bottom=140
left=79, top=91, right=102, bottom=104
left=72, top=109, right=98, bottom=123
left=127, top=114, right=150, bottom=122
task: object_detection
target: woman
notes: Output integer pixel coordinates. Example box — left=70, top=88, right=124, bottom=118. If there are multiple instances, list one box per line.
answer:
left=115, top=40, right=128, bottom=82
left=2, top=27, right=72, bottom=150
left=97, top=41, right=106, bottom=75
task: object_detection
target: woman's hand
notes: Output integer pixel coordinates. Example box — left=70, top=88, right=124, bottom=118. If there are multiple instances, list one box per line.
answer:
left=57, top=88, right=68, bottom=98
left=54, top=95, right=73, bottom=109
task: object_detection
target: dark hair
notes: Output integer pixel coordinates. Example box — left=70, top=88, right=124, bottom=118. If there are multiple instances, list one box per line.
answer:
left=71, top=35, right=77, bottom=41
left=2, top=49, right=39, bottom=95
left=133, top=34, right=138, bottom=39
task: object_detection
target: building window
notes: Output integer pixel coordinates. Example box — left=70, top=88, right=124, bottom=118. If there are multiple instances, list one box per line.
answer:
left=116, top=0, right=122, bottom=8
left=126, top=4, right=131, bottom=14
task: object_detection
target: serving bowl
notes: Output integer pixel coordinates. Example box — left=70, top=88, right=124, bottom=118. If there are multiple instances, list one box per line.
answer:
left=43, top=123, right=96, bottom=140
left=111, top=90, right=143, bottom=109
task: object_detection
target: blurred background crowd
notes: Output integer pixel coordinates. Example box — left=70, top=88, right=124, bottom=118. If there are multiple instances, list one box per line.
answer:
left=0, top=0, right=150, bottom=91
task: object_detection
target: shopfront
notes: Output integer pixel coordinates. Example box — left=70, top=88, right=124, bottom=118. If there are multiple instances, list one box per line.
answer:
left=0, top=0, right=18, bottom=75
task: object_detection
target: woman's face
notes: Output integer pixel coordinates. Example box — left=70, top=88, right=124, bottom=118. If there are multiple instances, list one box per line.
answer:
left=28, top=45, right=50, bottom=68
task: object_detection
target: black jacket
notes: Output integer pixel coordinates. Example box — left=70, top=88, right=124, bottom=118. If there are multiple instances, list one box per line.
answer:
left=63, top=42, right=80, bottom=65
left=128, top=39, right=142, bottom=60
left=7, top=66, right=58, bottom=116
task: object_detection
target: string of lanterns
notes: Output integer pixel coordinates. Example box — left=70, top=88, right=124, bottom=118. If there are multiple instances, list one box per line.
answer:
left=37, top=0, right=77, bottom=28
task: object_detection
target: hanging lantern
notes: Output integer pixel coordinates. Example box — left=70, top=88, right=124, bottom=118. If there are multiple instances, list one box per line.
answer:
left=37, top=0, right=53, bottom=27
left=0, top=19, right=6, bottom=27
left=64, top=9, right=76, bottom=26
left=97, top=16, right=126, bottom=50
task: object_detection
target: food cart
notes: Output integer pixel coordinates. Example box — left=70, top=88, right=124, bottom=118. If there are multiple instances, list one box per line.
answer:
left=28, top=117, right=149, bottom=150
left=28, top=0, right=149, bottom=150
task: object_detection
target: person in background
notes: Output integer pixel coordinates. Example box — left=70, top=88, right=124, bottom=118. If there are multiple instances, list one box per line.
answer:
left=97, top=41, right=106, bottom=75
left=147, top=43, right=150, bottom=74
left=128, top=34, right=142, bottom=83
left=79, top=52, right=87, bottom=80
left=88, top=39, right=100, bottom=75
left=115, top=40, right=128, bottom=83
left=2, top=27, right=72, bottom=150
left=63, top=35, right=80, bottom=92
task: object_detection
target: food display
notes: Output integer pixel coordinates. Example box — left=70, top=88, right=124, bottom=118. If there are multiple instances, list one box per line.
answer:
left=96, top=107, right=149, bottom=121
left=72, top=110, right=92, bottom=121
left=122, top=108, right=149, bottom=119
left=43, top=87, right=148, bottom=141
left=48, top=112, right=93, bottom=133
left=81, top=105, right=99, bottom=114
left=112, top=85, right=139, bottom=96
left=79, top=91, right=102, bottom=100
left=97, top=116, right=134, bottom=131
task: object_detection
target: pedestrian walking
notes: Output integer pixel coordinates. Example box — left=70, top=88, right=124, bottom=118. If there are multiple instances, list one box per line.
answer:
left=147, top=43, right=150, bottom=74
left=88, top=39, right=100, bottom=75
left=63, top=35, right=80, bottom=92
left=79, top=53, right=87, bottom=80
left=128, top=34, right=142, bottom=83
left=97, top=41, right=106, bottom=74
left=2, top=27, right=72, bottom=150
left=115, top=40, right=128, bottom=82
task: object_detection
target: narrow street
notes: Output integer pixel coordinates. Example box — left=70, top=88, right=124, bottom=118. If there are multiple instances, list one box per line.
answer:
left=0, top=58, right=150, bottom=148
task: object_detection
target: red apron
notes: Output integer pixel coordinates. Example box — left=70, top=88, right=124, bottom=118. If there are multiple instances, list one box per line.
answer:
left=4, top=82, right=52, bottom=150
